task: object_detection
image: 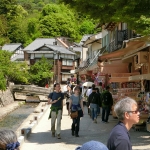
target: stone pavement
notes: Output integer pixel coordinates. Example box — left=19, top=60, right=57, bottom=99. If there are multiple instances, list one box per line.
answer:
left=20, top=104, right=150, bottom=150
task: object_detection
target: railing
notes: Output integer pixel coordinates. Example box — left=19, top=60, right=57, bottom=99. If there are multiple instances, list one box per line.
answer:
left=78, top=47, right=107, bottom=74
left=106, top=29, right=138, bottom=53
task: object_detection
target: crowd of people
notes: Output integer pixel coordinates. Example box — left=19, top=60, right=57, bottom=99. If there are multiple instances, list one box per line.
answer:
left=0, top=78, right=140, bottom=150
left=47, top=79, right=140, bottom=150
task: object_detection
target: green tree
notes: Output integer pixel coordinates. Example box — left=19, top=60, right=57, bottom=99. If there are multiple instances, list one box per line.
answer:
left=0, top=15, right=10, bottom=45
left=60, top=0, right=150, bottom=35
left=29, top=57, right=53, bottom=87
left=7, top=61, right=29, bottom=84
left=79, top=20, right=95, bottom=35
left=0, top=50, right=29, bottom=90
left=39, top=4, right=80, bottom=40
left=0, top=0, right=29, bottom=44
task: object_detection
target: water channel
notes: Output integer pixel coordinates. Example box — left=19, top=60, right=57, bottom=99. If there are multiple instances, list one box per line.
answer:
left=0, top=102, right=38, bottom=131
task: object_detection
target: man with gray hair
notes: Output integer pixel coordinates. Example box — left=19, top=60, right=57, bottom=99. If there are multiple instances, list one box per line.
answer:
left=107, top=97, right=140, bottom=150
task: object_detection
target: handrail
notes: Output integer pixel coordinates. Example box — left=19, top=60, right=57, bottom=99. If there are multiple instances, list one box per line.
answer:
left=79, top=47, right=107, bottom=72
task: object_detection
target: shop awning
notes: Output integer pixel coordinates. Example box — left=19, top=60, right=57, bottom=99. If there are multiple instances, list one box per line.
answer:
left=122, top=45, right=149, bottom=61
left=129, top=73, right=150, bottom=81
left=98, top=41, right=146, bottom=61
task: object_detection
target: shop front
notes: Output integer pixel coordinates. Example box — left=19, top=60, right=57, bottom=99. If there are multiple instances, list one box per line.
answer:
left=98, top=40, right=150, bottom=129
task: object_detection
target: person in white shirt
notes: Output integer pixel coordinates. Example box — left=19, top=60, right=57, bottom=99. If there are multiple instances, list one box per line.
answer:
left=86, top=84, right=96, bottom=97
left=86, top=87, right=92, bottom=97
left=63, top=84, right=68, bottom=93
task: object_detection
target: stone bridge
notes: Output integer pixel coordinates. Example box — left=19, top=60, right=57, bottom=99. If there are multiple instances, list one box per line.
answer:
left=10, top=85, right=53, bottom=102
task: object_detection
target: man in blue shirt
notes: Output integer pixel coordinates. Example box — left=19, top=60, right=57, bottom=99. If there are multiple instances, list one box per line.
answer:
left=107, top=97, right=140, bottom=150
left=48, top=83, right=64, bottom=139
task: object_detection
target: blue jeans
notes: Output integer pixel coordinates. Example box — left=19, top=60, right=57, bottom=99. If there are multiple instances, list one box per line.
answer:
left=90, top=103, right=97, bottom=120
left=97, top=105, right=100, bottom=115
left=102, top=106, right=111, bottom=122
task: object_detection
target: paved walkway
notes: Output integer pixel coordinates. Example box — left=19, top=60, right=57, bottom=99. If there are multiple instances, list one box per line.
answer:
left=20, top=104, right=150, bottom=150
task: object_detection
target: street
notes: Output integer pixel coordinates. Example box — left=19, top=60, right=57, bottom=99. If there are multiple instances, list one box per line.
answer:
left=20, top=104, right=150, bottom=150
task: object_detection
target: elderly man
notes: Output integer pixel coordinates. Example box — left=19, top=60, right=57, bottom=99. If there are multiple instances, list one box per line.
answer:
left=107, top=97, right=140, bottom=150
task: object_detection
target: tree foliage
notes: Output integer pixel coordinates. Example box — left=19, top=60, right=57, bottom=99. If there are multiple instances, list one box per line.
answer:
left=0, top=50, right=54, bottom=90
left=79, top=20, right=95, bottom=35
left=0, top=50, right=29, bottom=90
left=39, top=4, right=80, bottom=40
left=28, top=57, right=53, bottom=87
left=60, top=0, right=150, bottom=35
left=0, top=0, right=97, bottom=45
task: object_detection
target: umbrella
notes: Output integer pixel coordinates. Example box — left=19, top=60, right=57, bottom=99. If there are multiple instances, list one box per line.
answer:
left=82, top=82, right=94, bottom=87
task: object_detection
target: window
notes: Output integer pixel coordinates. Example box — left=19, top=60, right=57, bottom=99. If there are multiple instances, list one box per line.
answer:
left=67, top=60, right=73, bottom=66
left=61, top=54, right=64, bottom=58
left=62, top=74, right=71, bottom=81
left=62, top=59, right=67, bottom=65
left=62, top=59, right=73, bottom=66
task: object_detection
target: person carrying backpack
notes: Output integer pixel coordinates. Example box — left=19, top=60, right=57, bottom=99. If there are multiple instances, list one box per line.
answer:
left=101, top=86, right=113, bottom=123
left=88, top=88, right=101, bottom=123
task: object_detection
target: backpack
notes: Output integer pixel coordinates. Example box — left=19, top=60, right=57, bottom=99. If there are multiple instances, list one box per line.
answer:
left=102, top=92, right=110, bottom=105
left=90, top=93, right=96, bottom=104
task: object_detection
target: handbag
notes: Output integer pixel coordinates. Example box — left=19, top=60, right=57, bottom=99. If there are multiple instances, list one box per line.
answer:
left=70, top=111, right=78, bottom=119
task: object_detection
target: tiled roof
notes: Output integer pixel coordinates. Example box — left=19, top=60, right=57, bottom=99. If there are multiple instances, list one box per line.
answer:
left=45, top=45, right=75, bottom=55
left=2, top=43, right=22, bottom=52
left=79, top=34, right=93, bottom=45
left=72, top=47, right=82, bottom=52
left=83, top=32, right=102, bottom=46
left=23, top=38, right=56, bottom=51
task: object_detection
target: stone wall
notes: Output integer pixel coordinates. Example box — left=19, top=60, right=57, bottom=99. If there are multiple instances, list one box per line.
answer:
left=0, top=89, right=14, bottom=107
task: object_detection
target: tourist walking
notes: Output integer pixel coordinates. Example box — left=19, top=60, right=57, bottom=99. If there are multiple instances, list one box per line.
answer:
left=48, top=83, right=64, bottom=139
left=88, top=88, right=101, bottom=123
left=65, top=84, right=73, bottom=113
left=81, top=86, right=87, bottom=106
left=101, top=86, right=113, bottom=123
left=69, top=86, right=84, bottom=137
left=86, top=84, right=95, bottom=97
left=95, top=88, right=101, bottom=116
left=98, top=82, right=103, bottom=93
left=107, top=97, right=140, bottom=150
left=0, top=129, right=20, bottom=150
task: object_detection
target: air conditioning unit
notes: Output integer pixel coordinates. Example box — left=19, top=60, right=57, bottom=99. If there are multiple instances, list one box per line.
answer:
left=134, top=52, right=148, bottom=67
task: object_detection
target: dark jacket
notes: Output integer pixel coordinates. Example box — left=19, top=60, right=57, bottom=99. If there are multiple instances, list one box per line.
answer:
left=88, top=92, right=101, bottom=107
left=101, top=90, right=113, bottom=107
